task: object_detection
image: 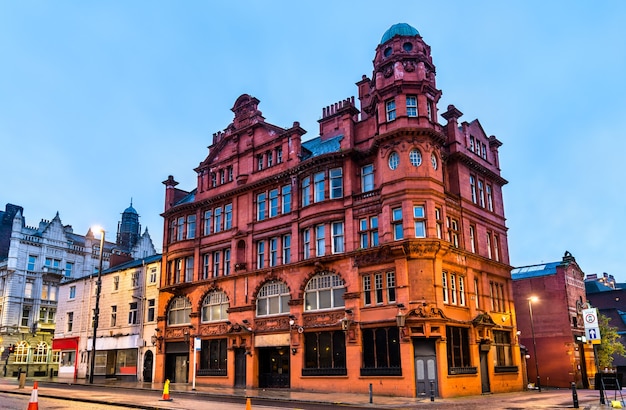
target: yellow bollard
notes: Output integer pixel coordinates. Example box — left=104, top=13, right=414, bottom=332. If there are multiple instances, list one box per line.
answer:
left=245, top=397, right=252, bottom=410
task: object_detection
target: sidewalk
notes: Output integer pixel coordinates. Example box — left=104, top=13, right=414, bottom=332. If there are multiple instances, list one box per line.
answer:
left=0, top=376, right=618, bottom=409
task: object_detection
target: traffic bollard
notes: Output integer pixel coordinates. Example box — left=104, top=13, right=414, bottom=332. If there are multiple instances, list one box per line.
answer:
left=571, top=382, right=579, bottom=408
left=369, top=383, right=373, bottom=404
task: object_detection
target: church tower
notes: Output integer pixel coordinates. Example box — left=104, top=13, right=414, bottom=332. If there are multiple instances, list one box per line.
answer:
left=116, top=200, right=141, bottom=254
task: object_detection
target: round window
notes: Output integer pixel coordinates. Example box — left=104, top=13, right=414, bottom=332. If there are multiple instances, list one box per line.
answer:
left=431, top=153, right=438, bottom=170
left=384, top=47, right=392, bottom=57
left=388, top=152, right=399, bottom=170
left=403, top=42, right=413, bottom=52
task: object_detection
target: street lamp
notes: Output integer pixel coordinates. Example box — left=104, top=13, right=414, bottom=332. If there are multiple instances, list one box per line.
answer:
left=89, top=228, right=105, bottom=384
left=528, top=296, right=541, bottom=392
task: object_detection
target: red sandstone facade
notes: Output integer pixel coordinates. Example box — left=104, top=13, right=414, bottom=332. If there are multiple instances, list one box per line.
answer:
left=512, top=252, right=595, bottom=389
left=155, top=23, right=523, bottom=398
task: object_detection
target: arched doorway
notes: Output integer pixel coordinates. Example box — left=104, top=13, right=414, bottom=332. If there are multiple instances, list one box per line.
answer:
left=143, top=350, right=153, bottom=382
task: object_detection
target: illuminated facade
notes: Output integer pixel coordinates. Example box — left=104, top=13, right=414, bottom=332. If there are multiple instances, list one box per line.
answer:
left=156, top=23, right=522, bottom=397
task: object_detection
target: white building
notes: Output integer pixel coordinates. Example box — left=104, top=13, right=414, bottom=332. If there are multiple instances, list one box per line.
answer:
left=54, top=253, right=161, bottom=381
left=0, top=202, right=156, bottom=378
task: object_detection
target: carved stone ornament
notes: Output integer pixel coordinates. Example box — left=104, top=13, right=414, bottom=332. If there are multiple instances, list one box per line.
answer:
left=403, top=60, right=416, bottom=72
left=411, top=302, right=446, bottom=319
left=303, top=311, right=345, bottom=328
left=199, top=322, right=230, bottom=336
left=354, top=246, right=391, bottom=268
left=404, top=241, right=441, bottom=259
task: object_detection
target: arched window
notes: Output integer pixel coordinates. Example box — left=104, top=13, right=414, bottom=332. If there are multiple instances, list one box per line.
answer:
left=201, top=291, right=229, bottom=323
left=304, top=273, right=345, bottom=311
left=15, top=341, right=29, bottom=363
left=33, top=341, right=48, bottom=363
left=167, top=296, right=192, bottom=326
left=256, top=281, right=290, bottom=316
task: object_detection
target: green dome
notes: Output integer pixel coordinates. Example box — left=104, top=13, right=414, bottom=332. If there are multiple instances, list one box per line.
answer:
left=380, top=23, right=419, bottom=44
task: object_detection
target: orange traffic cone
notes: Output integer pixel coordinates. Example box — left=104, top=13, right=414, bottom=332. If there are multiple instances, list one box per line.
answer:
left=27, top=381, right=38, bottom=410
left=160, top=379, right=172, bottom=401
left=245, top=397, right=252, bottom=410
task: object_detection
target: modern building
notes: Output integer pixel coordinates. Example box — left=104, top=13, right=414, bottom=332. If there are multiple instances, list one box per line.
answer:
left=53, top=252, right=161, bottom=381
left=156, top=23, right=522, bottom=398
left=0, top=202, right=155, bottom=378
left=586, top=273, right=626, bottom=374
left=512, top=251, right=595, bottom=389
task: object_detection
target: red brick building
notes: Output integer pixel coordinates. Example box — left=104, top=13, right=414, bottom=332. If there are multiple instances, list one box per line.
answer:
left=512, top=251, right=595, bottom=389
left=155, top=23, right=523, bottom=398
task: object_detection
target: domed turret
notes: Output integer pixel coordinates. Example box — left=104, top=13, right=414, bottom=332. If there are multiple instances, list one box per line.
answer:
left=380, top=23, right=419, bottom=44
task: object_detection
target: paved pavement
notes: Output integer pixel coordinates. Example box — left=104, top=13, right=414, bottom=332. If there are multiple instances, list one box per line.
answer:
left=0, top=376, right=621, bottom=409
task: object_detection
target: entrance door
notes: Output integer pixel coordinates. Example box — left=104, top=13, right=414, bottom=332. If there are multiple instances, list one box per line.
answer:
left=143, top=351, right=153, bottom=382
left=414, top=339, right=438, bottom=397
left=480, top=350, right=491, bottom=393
left=174, top=355, right=188, bottom=383
left=234, top=348, right=247, bottom=388
left=258, top=347, right=290, bottom=388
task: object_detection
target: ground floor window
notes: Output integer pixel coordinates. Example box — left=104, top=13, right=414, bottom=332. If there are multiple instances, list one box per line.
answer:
left=303, top=331, right=346, bottom=376
left=361, top=327, right=401, bottom=376
left=116, top=349, right=138, bottom=375
left=446, top=326, right=475, bottom=374
left=493, top=330, right=517, bottom=372
left=199, top=338, right=227, bottom=376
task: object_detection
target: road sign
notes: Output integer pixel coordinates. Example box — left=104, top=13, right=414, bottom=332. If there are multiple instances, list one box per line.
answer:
left=194, top=337, right=201, bottom=351
left=582, top=308, right=598, bottom=329
left=586, top=327, right=602, bottom=344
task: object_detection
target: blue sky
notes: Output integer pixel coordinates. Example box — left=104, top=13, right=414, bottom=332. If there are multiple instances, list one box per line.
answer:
left=2, top=2, right=625, bottom=281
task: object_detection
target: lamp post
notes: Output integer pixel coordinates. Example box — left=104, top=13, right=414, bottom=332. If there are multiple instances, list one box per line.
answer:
left=89, top=229, right=105, bottom=384
left=528, top=296, right=541, bottom=392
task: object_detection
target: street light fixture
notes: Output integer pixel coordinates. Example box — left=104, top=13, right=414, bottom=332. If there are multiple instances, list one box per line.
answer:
left=528, top=296, right=541, bottom=392
left=89, top=228, right=105, bottom=384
